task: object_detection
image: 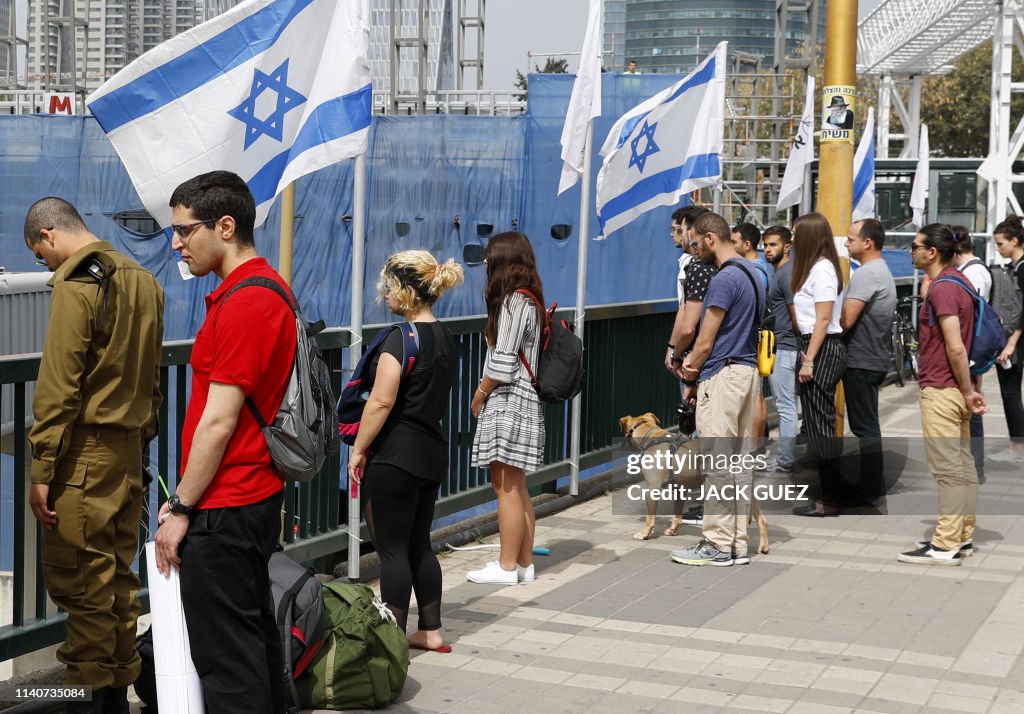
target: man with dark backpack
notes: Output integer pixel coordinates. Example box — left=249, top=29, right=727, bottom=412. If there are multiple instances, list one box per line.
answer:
left=898, top=225, right=986, bottom=566
left=154, top=171, right=292, bottom=713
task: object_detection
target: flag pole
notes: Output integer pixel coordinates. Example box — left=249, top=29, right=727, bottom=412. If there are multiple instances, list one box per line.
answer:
left=280, top=183, right=295, bottom=284
left=569, top=121, right=594, bottom=497
left=347, top=151, right=368, bottom=581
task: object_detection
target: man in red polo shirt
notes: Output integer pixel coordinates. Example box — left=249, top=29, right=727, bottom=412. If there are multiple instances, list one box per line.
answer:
left=154, top=171, right=295, bottom=713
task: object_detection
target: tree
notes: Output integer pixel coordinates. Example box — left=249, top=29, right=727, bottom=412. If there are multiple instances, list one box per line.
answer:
left=513, top=57, right=569, bottom=100
left=920, top=41, right=1024, bottom=157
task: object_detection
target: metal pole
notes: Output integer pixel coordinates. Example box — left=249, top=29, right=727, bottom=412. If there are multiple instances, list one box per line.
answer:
left=347, top=152, right=368, bottom=580
left=279, top=183, right=295, bottom=284
left=568, top=121, right=594, bottom=497
left=818, top=0, right=858, bottom=437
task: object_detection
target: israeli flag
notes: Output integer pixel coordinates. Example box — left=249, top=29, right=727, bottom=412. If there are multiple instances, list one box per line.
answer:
left=87, top=0, right=372, bottom=228
left=852, top=107, right=876, bottom=222
left=596, top=42, right=726, bottom=237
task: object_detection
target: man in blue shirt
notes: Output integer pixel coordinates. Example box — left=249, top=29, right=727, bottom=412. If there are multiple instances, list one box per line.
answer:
left=673, top=212, right=765, bottom=566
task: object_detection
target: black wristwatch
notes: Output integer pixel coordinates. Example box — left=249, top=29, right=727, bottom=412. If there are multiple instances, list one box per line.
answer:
left=167, top=494, right=195, bottom=516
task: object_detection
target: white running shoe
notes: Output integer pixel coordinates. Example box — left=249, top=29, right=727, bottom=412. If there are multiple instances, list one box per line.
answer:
left=467, top=560, right=518, bottom=585
left=517, top=563, right=535, bottom=583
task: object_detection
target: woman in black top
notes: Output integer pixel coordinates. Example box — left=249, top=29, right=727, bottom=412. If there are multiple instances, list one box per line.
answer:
left=348, top=250, right=464, bottom=651
left=993, top=215, right=1024, bottom=461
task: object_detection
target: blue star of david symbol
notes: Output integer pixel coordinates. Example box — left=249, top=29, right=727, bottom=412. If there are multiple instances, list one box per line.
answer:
left=629, top=119, right=661, bottom=173
left=228, top=59, right=307, bottom=150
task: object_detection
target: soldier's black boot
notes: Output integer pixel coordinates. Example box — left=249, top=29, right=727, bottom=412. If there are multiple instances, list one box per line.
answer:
left=101, top=686, right=129, bottom=714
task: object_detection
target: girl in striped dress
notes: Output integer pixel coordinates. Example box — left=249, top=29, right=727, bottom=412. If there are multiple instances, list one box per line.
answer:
left=468, top=232, right=546, bottom=586
left=791, top=213, right=847, bottom=516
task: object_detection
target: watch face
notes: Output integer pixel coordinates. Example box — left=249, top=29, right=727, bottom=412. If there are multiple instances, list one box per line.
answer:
left=168, top=495, right=191, bottom=514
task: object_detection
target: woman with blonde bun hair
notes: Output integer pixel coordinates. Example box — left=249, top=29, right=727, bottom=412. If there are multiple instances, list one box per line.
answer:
left=348, top=250, right=464, bottom=652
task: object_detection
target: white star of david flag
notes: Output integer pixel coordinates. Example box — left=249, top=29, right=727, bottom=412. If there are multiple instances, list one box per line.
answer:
left=776, top=75, right=815, bottom=212
left=910, top=124, right=930, bottom=227
left=87, top=0, right=372, bottom=228
left=596, top=42, right=726, bottom=238
left=852, top=106, right=876, bottom=222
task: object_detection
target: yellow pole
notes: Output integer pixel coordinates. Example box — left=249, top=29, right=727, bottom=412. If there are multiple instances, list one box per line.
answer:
left=280, top=183, right=296, bottom=285
left=818, top=0, right=858, bottom=436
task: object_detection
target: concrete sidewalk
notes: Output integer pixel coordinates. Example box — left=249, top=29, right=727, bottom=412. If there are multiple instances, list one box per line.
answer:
left=383, top=382, right=1024, bottom=714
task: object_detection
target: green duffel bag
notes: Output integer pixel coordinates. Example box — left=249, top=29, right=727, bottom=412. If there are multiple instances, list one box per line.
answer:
left=296, top=581, right=409, bottom=709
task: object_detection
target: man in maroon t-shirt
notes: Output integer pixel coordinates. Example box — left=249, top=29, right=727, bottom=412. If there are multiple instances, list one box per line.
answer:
left=898, top=224, right=986, bottom=567
left=154, top=171, right=295, bottom=713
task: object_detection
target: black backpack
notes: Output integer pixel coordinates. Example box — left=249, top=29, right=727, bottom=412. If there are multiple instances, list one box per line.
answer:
left=220, top=277, right=339, bottom=482
left=336, top=322, right=420, bottom=445
left=134, top=549, right=327, bottom=714
left=514, top=289, right=585, bottom=403
left=270, top=548, right=328, bottom=713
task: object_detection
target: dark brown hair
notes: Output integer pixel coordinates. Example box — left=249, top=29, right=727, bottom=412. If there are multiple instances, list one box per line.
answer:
left=483, top=232, right=545, bottom=346
left=994, top=214, right=1024, bottom=247
left=790, top=212, right=844, bottom=294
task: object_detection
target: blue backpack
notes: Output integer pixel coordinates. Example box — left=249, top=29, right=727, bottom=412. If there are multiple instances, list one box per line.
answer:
left=928, top=276, right=1007, bottom=376
left=337, top=323, right=420, bottom=445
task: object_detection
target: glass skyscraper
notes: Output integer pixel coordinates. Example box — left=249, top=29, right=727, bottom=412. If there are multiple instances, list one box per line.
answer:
left=624, top=0, right=826, bottom=74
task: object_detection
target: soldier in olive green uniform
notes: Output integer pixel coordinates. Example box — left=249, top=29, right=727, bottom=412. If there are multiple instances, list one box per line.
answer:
left=25, top=197, right=163, bottom=714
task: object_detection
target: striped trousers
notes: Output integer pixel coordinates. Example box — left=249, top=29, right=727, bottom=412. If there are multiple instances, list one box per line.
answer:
left=798, top=334, right=847, bottom=504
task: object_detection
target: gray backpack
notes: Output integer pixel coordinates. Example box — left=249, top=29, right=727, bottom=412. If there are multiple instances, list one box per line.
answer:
left=222, top=277, right=339, bottom=482
left=989, top=261, right=1023, bottom=338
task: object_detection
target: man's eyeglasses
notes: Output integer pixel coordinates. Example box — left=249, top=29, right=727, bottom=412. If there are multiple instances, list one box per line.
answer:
left=908, top=242, right=930, bottom=253
left=171, top=219, right=217, bottom=240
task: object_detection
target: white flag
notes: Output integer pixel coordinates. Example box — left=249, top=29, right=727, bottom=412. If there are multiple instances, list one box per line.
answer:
left=852, top=107, right=876, bottom=222
left=910, top=124, right=930, bottom=227
left=558, top=0, right=603, bottom=195
left=776, top=75, right=815, bottom=211
left=596, top=42, right=726, bottom=237
left=87, top=0, right=372, bottom=228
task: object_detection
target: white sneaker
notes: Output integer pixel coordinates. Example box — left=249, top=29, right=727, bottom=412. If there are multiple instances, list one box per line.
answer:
left=517, top=563, right=535, bottom=583
left=467, top=560, right=518, bottom=585
left=989, top=449, right=1024, bottom=463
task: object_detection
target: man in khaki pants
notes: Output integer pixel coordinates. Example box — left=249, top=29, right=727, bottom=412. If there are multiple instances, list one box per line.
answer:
left=898, top=224, right=986, bottom=565
left=673, top=211, right=764, bottom=566
left=25, top=197, right=163, bottom=713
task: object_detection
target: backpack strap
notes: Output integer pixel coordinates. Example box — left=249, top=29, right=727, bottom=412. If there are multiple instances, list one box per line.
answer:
left=961, top=258, right=992, bottom=277
left=720, top=260, right=765, bottom=342
left=512, top=289, right=549, bottom=390
left=396, top=322, right=421, bottom=377
left=215, top=277, right=313, bottom=432
left=928, top=276, right=984, bottom=338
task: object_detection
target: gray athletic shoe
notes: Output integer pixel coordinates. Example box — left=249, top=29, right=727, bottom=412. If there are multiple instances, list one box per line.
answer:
left=670, top=538, right=734, bottom=566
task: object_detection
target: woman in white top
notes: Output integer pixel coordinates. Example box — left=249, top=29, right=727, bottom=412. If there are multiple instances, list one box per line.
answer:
left=790, top=213, right=847, bottom=516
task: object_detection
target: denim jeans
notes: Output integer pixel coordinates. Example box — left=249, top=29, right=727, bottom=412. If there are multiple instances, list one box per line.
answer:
left=768, top=349, right=798, bottom=468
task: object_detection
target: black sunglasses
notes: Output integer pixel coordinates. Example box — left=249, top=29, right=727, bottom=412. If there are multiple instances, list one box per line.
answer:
left=171, top=219, right=217, bottom=239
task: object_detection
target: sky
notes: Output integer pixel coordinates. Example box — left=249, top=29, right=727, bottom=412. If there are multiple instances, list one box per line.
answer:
left=12, top=0, right=884, bottom=89
left=484, top=0, right=885, bottom=89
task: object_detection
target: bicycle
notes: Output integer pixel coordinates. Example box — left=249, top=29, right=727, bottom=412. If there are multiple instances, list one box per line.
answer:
left=891, top=295, right=920, bottom=387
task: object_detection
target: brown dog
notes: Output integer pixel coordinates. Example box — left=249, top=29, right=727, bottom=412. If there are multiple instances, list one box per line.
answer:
left=620, top=413, right=770, bottom=554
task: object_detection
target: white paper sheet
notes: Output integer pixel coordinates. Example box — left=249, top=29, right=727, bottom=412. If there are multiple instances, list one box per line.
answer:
left=145, top=541, right=205, bottom=713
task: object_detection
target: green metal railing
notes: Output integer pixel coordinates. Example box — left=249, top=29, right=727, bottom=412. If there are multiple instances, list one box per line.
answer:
left=0, top=300, right=679, bottom=662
